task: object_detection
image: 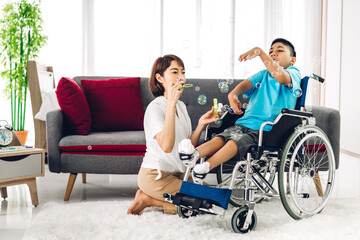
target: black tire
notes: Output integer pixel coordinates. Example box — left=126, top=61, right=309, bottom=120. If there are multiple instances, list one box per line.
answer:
left=177, top=206, right=197, bottom=218
left=231, top=207, right=257, bottom=233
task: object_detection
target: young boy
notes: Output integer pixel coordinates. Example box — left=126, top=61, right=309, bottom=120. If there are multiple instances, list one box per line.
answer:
left=178, top=38, right=301, bottom=183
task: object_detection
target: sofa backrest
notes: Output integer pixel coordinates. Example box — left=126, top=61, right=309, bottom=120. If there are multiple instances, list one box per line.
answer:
left=73, top=76, right=245, bottom=130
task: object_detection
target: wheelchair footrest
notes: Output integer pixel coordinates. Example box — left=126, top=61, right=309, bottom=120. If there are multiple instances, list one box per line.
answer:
left=178, top=181, right=232, bottom=210
left=172, top=193, right=213, bottom=210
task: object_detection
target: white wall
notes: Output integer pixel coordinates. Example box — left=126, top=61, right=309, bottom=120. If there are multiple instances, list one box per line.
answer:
left=325, top=0, right=360, bottom=156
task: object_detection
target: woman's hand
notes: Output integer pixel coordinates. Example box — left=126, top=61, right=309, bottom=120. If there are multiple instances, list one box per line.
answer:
left=165, top=80, right=184, bottom=107
left=238, top=47, right=262, bottom=62
left=198, top=107, right=220, bottom=127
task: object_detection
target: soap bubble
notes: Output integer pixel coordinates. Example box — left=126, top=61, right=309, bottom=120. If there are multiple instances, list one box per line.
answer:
left=312, top=56, right=324, bottom=69
left=222, top=104, right=230, bottom=112
left=218, top=110, right=225, bottom=117
left=219, top=82, right=229, bottom=93
left=254, top=49, right=261, bottom=56
left=224, top=68, right=231, bottom=76
left=242, top=94, right=249, bottom=100
left=305, top=106, right=312, bottom=112
left=227, top=78, right=234, bottom=85
left=215, top=119, right=221, bottom=125
left=193, top=58, right=202, bottom=68
left=246, top=55, right=255, bottom=60
left=293, top=88, right=303, bottom=97
left=217, top=79, right=224, bottom=84
left=287, top=82, right=293, bottom=88
left=271, top=71, right=280, bottom=78
left=235, top=124, right=242, bottom=133
left=242, top=103, right=248, bottom=109
left=197, top=95, right=207, bottom=105
left=264, top=61, right=271, bottom=67
left=255, top=82, right=261, bottom=88
left=230, top=132, right=242, bottom=141
left=182, top=40, right=190, bottom=49
left=195, top=86, right=200, bottom=92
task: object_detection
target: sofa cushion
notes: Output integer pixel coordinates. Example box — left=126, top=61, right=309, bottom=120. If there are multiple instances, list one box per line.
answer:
left=56, top=77, right=91, bottom=135
left=58, top=131, right=146, bottom=152
left=81, top=77, right=144, bottom=131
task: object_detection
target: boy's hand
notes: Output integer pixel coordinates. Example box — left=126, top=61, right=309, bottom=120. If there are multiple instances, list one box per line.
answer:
left=229, top=96, right=243, bottom=115
left=238, top=47, right=262, bottom=62
left=198, top=107, right=220, bottom=126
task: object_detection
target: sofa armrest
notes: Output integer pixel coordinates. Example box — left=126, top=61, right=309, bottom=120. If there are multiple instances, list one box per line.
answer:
left=46, top=109, right=65, bottom=173
left=312, top=106, right=341, bottom=169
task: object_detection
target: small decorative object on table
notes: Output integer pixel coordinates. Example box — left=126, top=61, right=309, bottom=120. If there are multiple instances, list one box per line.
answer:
left=0, top=125, right=43, bottom=206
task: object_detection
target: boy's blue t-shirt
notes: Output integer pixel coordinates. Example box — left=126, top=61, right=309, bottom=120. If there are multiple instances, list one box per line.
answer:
left=235, top=66, right=301, bottom=131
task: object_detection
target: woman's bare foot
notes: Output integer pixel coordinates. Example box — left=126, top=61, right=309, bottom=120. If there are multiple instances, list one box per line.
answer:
left=127, top=189, right=160, bottom=215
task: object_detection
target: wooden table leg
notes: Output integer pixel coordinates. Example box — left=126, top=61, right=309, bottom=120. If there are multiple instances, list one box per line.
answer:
left=26, top=178, right=39, bottom=206
left=82, top=173, right=87, bottom=183
left=1, top=187, right=7, bottom=199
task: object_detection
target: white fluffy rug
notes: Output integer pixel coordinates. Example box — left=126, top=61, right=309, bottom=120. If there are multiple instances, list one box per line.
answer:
left=23, top=198, right=360, bottom=240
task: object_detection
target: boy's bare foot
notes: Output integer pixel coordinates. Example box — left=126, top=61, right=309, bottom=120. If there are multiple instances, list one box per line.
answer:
left=127, top=189, right=152, bottom=215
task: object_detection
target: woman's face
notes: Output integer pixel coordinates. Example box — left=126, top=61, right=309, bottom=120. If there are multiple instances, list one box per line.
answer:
left=156, top=60, right=186, bottom=89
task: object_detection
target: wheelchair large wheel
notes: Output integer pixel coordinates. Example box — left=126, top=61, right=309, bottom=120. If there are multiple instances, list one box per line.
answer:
left=278, top=125, right=336, bottom=220
left=231, top=207, right=257, bottom=233
left=216, top=159, right=276, bottom=207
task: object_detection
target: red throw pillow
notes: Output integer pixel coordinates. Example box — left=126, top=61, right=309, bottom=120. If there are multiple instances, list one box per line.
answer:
left=56, top=77, right=91, bottom=135
left=81, top=77, right=144, bottom=131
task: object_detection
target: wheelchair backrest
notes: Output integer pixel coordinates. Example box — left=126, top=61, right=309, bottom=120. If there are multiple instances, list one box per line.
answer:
left=295, top=76, right=310, bottom=111
left=263, top=76, right=309, bottom=148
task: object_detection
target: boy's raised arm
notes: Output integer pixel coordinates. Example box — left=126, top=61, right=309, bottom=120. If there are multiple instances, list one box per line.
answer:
left=239, top=47, right=293, bottom=86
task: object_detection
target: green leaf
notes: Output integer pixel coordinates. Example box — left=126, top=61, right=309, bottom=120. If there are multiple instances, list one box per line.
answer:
left=0, top=0, right=47, bottom=130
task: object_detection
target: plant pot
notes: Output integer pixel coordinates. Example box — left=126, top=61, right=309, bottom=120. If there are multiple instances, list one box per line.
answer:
left=15, top=130, right=28, bottom=145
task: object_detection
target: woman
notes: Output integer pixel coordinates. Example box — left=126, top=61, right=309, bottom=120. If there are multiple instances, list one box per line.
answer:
left=127, top=54, right=219, bottom=214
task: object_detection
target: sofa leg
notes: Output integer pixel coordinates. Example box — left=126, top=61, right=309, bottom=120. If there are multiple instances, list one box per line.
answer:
left=64, top=173, right=78, bottom=201
left=82, top=173, right=86, bottom=183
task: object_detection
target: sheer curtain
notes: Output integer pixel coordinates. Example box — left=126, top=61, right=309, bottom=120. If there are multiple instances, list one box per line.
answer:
left=0, top=0, right=324, bottom=129
left=90, top=0, right=322, bottom=105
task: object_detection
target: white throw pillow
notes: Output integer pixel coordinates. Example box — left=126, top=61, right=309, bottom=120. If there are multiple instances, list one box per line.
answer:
left=35, top=89, right=60, bottom=121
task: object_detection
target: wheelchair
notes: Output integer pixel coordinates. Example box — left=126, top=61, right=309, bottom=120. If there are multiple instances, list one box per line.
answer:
left=164, top=74, right=337, bottom=233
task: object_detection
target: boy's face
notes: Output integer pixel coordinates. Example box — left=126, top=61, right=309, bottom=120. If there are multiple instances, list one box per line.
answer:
left=269, top=42, right=296, bottom=69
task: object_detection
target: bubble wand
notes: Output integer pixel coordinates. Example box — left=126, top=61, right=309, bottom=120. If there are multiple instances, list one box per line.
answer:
left=213, top=98, right=218, bottom=115
left=172, top=83, right=193, bottom=88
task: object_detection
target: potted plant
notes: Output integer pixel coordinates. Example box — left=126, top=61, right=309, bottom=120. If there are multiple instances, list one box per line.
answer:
left=0, top=0, right=47, bottom=144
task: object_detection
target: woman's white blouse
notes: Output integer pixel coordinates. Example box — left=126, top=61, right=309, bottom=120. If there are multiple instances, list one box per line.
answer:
left=141, top=96, right=192, bottom=179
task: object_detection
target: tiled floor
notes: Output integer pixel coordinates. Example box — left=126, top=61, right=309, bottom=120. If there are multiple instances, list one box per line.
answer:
left=0, top=153, right=359, bottom=239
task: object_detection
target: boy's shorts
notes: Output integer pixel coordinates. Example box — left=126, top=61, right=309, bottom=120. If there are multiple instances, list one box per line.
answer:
left=216, top=124, right=259, bottom=159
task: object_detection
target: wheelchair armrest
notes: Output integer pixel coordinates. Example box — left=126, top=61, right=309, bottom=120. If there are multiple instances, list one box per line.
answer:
left=281, top=108, right=313, bottom=118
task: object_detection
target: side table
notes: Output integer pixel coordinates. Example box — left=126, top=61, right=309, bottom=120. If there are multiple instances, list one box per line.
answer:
left=0, top=148, right=45, bottom=206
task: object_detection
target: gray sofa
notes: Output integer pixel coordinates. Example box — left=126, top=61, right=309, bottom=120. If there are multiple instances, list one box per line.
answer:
left=47, top=77, right=340, bottom=201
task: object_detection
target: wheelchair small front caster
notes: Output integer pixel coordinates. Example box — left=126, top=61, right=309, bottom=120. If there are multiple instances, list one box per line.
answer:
left=231, top=207, right=257, bottom=233
left=177, top=206, right=198, bottom=218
